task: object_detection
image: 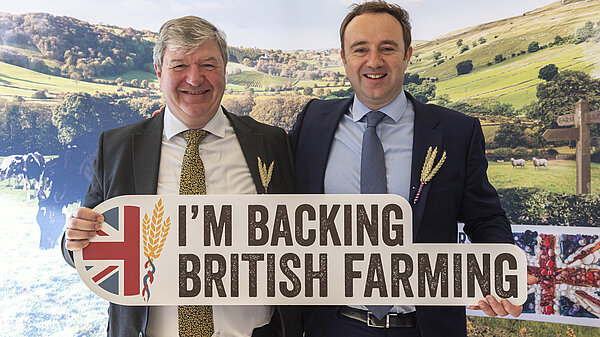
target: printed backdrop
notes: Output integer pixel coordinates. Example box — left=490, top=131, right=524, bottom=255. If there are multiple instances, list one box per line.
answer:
left=0, top=0, right=599, bottom=335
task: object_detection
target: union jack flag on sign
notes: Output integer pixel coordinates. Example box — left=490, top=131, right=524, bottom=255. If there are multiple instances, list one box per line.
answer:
left=81, top=205, right=141, bottom=297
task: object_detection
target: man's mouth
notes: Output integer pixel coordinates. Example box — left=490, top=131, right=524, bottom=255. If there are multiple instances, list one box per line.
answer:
left=182, top=89, right=209, bottom=95
left=364, top=74, right=386, bottom=79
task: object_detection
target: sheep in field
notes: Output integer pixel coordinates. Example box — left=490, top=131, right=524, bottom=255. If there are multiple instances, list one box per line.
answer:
left=533, top=157, right=548, bottom=169
left=510, top=158, right=525, bottom=168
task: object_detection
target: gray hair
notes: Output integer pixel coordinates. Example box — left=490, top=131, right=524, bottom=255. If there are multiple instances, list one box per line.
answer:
left=153, top=16, right=228, bottom=70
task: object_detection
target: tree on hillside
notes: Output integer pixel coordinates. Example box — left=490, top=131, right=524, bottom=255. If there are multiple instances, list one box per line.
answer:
left=250, top=95, right=310, bottom=131
left=492, top=122, right=529, bottom=149
left=532, top=70, right=600, bottom=145
left=404, top=82, right=436, bottom=103
left=404, top=72, right=423, bottom=85
left=33, top=90, right=49, bottom=99
left=575, top=21, right=595, bottom=43
left=433, top=51, right=442, bottom=60
left=456, top=39, right=463, bottom=47
left=456, top=60, right=473, bottom=75
left=460, top=45, right=470, bottom=54
left=222, top=94, right=256, bottom=116
left=527, top=41, right=540, bottom=53
left=538, top=64, right=558, bottom=81
left=52, top=93, right=148, bottom=146
left=0, top=102, right=60, bottom=154
left=445, top=102, right=485, bottom=116
left=494, top=54, right=505, bottom=63
left=480, top=99, right=515, bottom=117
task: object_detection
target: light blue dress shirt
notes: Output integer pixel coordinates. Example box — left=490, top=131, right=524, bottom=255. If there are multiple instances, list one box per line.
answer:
left=324, top=91, right=414, bottom=200
left=324, top=91, right=416, bottom=314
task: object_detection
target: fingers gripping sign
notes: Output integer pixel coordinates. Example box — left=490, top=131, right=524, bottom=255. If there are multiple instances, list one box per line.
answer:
left=66, top=207, right=104, bottom=251
left=469, top=274, right=537, bottom=317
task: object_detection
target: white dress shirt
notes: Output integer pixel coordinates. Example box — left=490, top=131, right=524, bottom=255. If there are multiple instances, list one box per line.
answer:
left=146, top=105, right=274, bottom=337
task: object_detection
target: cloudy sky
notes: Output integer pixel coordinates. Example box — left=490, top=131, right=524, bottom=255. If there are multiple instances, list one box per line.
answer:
left=3, top=0, right=556, bottom=50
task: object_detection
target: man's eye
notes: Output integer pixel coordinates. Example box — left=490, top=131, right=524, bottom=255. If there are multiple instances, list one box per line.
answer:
left=353, top=48, right=367, bottom=54
left=171, top=64, right=186, bottom=70
left=202, top=64, right=216, bottom=70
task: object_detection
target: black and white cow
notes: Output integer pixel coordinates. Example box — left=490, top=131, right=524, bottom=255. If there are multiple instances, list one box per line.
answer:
left=0, top=154, right=25, bottom=188
left=36, top=145, right=94, bottom=249
left=23, top=151, right=46, bottom=199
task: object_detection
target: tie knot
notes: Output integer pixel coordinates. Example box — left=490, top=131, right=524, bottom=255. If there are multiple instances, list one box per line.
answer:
left=183, top=129, right=208, bottom=146
left=366, top=111, right=386, bottom=128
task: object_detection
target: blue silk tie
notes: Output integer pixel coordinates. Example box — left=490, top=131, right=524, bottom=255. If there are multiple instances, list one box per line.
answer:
left=360, top=111, right=387, bottom=194
left=361, top=111, right=392, bottom=320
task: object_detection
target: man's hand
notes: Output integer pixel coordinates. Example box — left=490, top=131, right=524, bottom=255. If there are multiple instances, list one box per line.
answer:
left=65, top=207, right=104, bottom=251
left=469, top=274, right=538, bottom=317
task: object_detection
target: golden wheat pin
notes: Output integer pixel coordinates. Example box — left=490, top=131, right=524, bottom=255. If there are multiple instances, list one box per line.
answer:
left=413, top=146, right=446, bottom=204
left=141, top=198, right=171, bottom=301
left=257, top=157, right=274, bottom=194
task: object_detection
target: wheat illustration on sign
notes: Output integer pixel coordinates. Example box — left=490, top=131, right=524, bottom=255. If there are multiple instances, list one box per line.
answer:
left=257, top=157, right=274, bottom=194
left=413, top=146, right=446, bottom=204
left=141, top=199, right=171, bottom=301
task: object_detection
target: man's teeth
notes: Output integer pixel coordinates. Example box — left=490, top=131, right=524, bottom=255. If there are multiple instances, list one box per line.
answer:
left=365, top=74, right=385, bottom=79
left=183, top=90, right=209, bottom=95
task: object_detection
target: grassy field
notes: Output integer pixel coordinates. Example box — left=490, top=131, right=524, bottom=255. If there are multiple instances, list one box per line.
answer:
left=410, top=0, right=600, bottom=108
left=227, top=71, right=292, bottom=89
left=0, top=185, right=107, bottom=337
left=98, top=69, right=157, bottom=83
left=432, top=42, right=599, bottom=108
left=0, top=61, right=136, bottom=98
left=487, top=160, right=600, bottom=194
left=468, top=316, right=600, bottom=337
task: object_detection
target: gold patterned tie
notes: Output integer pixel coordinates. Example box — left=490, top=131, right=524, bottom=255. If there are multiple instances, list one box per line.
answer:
left=178, top=129, right=213, bottom=337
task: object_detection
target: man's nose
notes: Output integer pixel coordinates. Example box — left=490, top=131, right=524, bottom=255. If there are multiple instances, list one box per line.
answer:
left=366, top=51, right=383, bottom=68
left=186, top=66, right=204, bottom=86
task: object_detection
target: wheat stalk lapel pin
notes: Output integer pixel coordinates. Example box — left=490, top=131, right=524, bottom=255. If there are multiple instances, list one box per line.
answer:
left=258, top=156, right=274, bottom=194
left=413, top=146, right=446, bottom=205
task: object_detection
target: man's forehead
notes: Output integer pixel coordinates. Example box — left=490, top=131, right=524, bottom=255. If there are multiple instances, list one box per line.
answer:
left=163, top=44, right=221, bottom=62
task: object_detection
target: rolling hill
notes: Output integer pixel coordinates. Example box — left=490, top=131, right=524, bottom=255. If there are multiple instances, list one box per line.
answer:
left=0, top=0, right=598, bottom=108
left=409, top=0, right=600, bottom=108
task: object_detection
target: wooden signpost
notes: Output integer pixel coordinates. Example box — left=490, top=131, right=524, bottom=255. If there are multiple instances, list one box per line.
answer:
left=543, top=100, right=599, bottom=194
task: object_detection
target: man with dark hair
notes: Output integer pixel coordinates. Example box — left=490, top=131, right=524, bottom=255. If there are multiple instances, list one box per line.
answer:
left=62, top=16, right=297, bottom=337
left=290, top=1, right=524, bottom=336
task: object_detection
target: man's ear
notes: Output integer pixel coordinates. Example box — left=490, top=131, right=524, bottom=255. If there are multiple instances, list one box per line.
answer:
left=404, top=45, right=413, bottom=62
left=154, top=63, right=161, bottom=79
left=340, top=49, right=346, bottom=65
left=154, top=63, right=162, bottom=86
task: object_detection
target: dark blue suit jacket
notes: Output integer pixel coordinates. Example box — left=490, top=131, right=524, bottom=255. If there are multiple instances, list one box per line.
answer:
left=289, top=93, right=513, bottom=337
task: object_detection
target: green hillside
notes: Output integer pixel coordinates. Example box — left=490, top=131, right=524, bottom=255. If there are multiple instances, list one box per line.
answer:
left=227, top=71, right=293, bottom=90
left=410, top=0, right=600, bottom=107
left=0, top=61, right=137, bottom=99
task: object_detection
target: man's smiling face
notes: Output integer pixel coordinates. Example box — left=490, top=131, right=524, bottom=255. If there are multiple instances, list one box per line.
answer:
left=341, top=12, right=412, bottom=111
left=155, top=39, right=226, bottom=129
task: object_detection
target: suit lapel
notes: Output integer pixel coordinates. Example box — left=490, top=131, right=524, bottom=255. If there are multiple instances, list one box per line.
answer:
left=307, top=99, right=352, bottom=193
left=132, top=111, right=164, bottom=195
left=225, top=110, right=268, bottom=194
left=408, top=94, right=443, bottom=241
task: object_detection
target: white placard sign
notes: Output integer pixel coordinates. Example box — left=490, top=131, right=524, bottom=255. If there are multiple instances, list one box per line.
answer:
left=74, top=194, right=527, bottom=306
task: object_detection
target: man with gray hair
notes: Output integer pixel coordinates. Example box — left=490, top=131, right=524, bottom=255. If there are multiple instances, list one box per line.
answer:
left=62, top=16, right=297, bottom=337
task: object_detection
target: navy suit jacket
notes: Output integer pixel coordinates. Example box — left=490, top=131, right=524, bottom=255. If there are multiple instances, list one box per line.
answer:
left=289, top=93, right=513, bottom=337
left=62, top=108, right=301, bottom=337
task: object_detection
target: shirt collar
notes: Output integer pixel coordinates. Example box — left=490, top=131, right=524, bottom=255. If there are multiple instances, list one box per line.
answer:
left=164, top=105, right=226, bottom=140
left=350, top=90, right=409, bottom=124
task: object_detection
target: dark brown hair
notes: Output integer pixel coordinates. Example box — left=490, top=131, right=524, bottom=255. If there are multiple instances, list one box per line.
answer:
left=340, top=1, right=412, bottom=55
